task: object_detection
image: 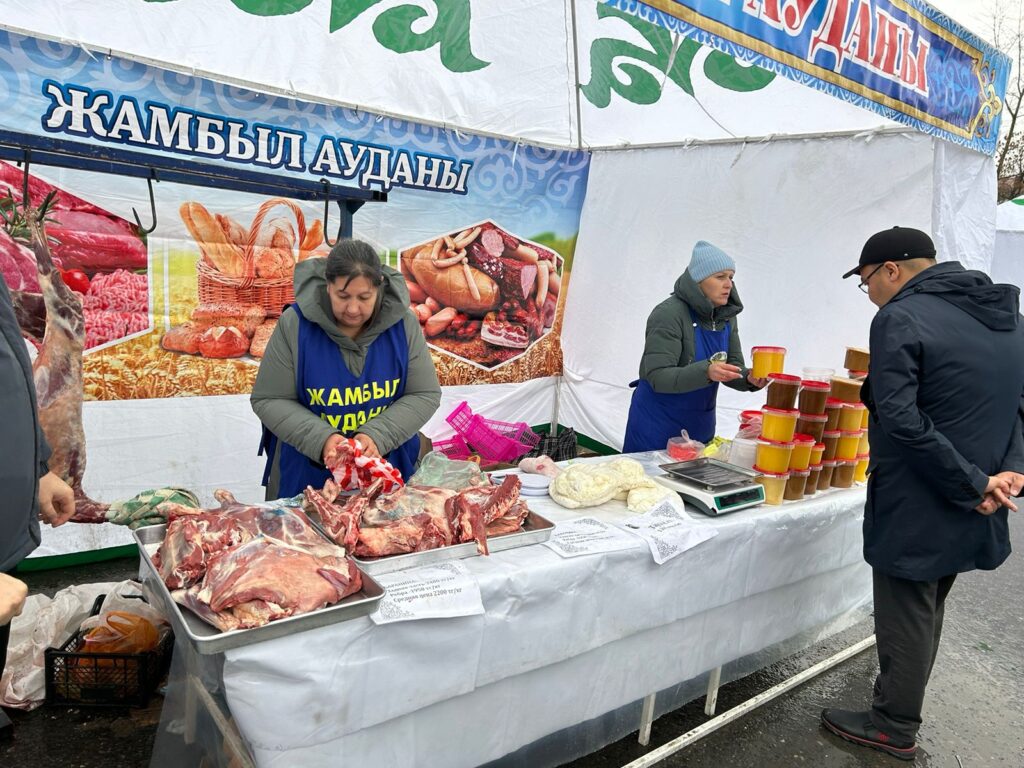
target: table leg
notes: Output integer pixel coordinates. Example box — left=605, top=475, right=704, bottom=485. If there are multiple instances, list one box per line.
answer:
left=704, top=666, right=722, bottom=716
left=638, top=693, right=657, bottom=746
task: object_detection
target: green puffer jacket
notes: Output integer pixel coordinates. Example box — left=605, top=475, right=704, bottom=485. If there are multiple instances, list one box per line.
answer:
left=637, top=269, right=758, bottom=394
left=251, top=259, right=441, bottom=499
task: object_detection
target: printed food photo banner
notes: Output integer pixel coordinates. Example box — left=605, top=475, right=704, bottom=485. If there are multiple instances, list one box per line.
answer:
left=606, top=0, right=1011, bottom=154
left=0, top=30, right=590, bottom=402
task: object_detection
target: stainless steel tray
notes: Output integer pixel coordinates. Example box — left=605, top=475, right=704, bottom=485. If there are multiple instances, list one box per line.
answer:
left=133, top=524, right=385, bottom=655
left=352, top=511, right=555, bottom=576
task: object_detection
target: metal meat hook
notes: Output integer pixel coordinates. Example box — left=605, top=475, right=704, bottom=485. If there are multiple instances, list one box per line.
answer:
left=321, top=179, right=344, bottom=247
left=132, top=171, right=159, bottom=235
left=20, top=149, right=31, bottom=211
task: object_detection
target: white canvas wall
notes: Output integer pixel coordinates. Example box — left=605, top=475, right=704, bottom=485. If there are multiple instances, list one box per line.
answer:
left=993, top=201, right=1024, bottom=291
left=559, top=131, right=937, bottom=449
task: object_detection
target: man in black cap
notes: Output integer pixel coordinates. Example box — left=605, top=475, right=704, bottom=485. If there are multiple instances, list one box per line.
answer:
left=820, top=227, right=1024, bottom=760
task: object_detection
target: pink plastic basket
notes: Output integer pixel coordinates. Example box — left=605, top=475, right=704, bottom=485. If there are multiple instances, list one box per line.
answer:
left=431, top=434, right=471, bottom=461
left=463, top=415, right=539, bottom=462
left=445, top=401, right=475, bottom=435
left=480, top=417, right=541, bottom=450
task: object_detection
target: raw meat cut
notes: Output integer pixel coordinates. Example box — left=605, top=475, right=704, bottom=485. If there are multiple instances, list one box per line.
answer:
left=154, top=490, right=362, bottom=630
left=22, top=200, right=108, bottom=522
left=200, top=538, right=359, bottom=616
left=309, top=473, right=526, bottom=557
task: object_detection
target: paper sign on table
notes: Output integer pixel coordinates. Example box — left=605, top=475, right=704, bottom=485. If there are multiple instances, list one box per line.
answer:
left=543, top=516, right=644, bottom=558
left=370, top=561, right=484, bottom=625
left=616, top=499, right=719, bottom=565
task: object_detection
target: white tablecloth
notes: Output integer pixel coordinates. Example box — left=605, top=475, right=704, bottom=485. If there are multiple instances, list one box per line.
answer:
left=214, top=455, right=871, bottom=767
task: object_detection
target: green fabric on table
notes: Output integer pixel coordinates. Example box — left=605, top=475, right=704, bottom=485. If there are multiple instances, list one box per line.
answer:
left=105, top=487, right=201, bottom=528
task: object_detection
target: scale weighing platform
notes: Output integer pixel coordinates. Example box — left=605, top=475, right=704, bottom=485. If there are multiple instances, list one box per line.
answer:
left=658, top=458, right=765, bottom=516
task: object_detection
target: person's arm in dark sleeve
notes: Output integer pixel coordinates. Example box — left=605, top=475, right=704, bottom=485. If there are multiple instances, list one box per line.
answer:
left=724, top=315, right=757, bottom=392
left=998, top=397, right=1024, bottom=473
left=37, top=420, right=51, bottom=478
left=869, top=308, right=988, bottom=505
left=640, top=307, right=714, bottom=393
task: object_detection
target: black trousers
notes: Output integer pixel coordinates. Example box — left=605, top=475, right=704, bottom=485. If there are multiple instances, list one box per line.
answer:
left=870, top=568, right=957, bottom=741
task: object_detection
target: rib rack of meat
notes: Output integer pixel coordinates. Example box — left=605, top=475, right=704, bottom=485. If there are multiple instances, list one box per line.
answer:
left=305, top=474, right=529, bottom=558
left=153, top=490, right=362, bottom=631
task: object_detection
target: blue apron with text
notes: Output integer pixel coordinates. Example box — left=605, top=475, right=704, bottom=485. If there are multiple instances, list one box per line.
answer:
left=261, top=305, right=420, bottom=498
left=622, top=309, right=730, bottom=451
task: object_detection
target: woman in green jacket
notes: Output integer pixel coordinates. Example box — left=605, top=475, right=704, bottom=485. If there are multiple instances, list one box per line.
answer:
left=251, top=240, right=441, bottom=499
left=623, top=241, right=765, bottom=452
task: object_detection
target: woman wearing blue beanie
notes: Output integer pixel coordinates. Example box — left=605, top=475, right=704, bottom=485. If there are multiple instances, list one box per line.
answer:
left=623, top=240, right=766, bottom=452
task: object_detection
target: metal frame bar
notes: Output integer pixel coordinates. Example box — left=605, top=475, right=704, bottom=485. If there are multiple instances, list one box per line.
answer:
left=629, top=636, right=876, bottom=765
left=0, top=130, right=386, bottom=205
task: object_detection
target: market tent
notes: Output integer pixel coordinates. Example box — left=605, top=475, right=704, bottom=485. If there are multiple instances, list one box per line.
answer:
left=0, top=0, right=1007, bottom=549
left=992, top=199, right=1024, bottom=290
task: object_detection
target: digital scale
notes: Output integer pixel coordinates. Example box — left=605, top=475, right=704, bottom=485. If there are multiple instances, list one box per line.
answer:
left=658, top=458, right=765, bottom=516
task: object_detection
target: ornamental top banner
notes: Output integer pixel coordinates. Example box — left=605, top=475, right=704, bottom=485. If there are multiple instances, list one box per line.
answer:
left=606, top=0, right=1011, bottom=154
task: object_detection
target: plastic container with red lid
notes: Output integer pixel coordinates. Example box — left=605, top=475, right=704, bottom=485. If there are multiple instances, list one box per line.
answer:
left=760, top=407, right=799, bottom=442
left=788, top=433, right=816, bottom=471
left=765, top=372, right=801, bottom=409
left=838, top=402, right=867, bottom=432
left=751, top=346, right=786, bottom=378
left=795, top=412, right=828, bottom=442
left=754, top=466, right=789, bottom=505
left=824, top=398, right=845, bottom=431
left=798, top=379, right=831, bottom=414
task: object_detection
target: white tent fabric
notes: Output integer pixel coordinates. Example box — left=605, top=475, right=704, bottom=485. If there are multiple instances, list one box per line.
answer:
left=559, top=131, right=995, bottom=449
left=993, top=200, right=1024, bottom=291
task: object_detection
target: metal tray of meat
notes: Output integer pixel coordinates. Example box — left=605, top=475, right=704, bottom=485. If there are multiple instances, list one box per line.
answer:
left=352, top=511, right=556, bottom=576
left=133, top=524, right=385, bottom=655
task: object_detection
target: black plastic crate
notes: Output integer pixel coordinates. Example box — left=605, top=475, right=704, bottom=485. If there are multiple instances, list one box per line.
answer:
left=44, top=594, right=173, bottom=708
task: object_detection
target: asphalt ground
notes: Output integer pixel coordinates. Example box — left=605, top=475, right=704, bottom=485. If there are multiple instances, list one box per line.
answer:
left=2, top=522, right=1021, bottom=768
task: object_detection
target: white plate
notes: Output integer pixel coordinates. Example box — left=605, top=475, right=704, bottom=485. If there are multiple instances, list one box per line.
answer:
left=519, top=474, right=551, bottom=491
left=520, top=486, right=551, bottom=497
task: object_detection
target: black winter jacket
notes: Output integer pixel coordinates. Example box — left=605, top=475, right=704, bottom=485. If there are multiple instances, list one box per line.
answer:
left=0, top=275, right=49, bottom=571
left=862, top=262, right=1024, bottom=581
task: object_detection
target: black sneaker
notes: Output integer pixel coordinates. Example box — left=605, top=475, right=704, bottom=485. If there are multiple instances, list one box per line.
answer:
left=821, top=708, right=917, bottom=761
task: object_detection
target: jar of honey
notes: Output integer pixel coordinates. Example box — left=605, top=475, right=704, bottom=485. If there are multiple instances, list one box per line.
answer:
left=795, top=413, right=827, bottom=443
left=784, top=470, right=810, bottom=501
left=810, top=443, right=825, bottom=467
left=822, top=430, right=842, bottom=461
left=751, top=346, right=787, bottom=378
left=805, top=465, right=821, bottom=495
left=831, top=460, right=857, bottom=488
left=789, top=433, right=816, bottom=472
left=818, top=460, right=838, bottom=488
left=836, top=430, right=862, bottom=461
left=756, top=439, right=795, bottom=474
left=765, top=373, right=801, bottom=410
left=798, top=380, right=831, bottom=414
left=755, top=467, right=789, bottom=505
left=824, top=398, right=845, bottom=431
left=761, top=407, right=799, bottom=442
left=854, top=454, right=870, bottom=483
left=838, top=403, right=867, bottom=432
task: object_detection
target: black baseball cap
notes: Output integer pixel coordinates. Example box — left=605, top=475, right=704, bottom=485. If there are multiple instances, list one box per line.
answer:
left=842, top=226, right=936, bottom=279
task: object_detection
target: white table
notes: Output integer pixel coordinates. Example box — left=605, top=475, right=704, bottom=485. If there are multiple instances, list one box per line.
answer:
left=152, top=454, right=871, bottom=768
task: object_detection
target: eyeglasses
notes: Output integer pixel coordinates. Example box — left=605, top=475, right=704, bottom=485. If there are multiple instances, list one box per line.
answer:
left=857, top=264, right=885, bottom=294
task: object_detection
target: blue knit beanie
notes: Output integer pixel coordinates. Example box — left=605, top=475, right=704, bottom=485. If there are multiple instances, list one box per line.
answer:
left=688, top=241, right=736, bottom=283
